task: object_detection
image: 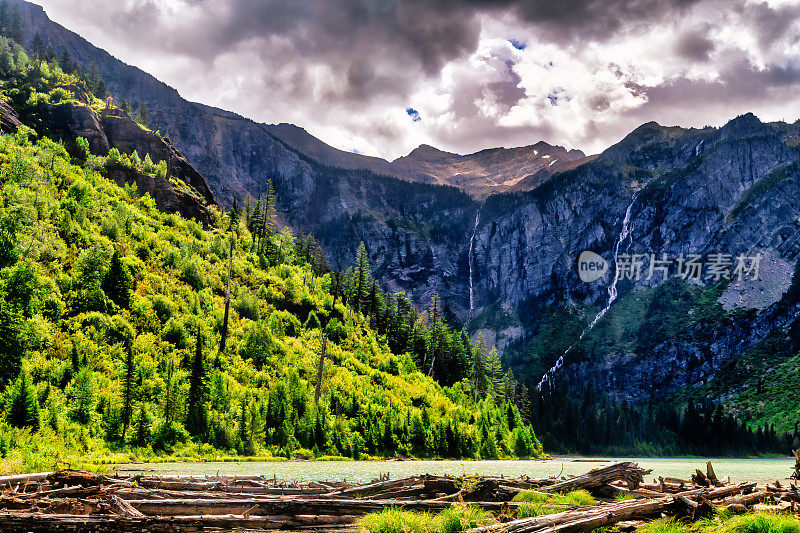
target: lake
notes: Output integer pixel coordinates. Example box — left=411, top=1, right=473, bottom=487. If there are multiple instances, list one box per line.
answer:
left=115, top=457, right=796, bottom=484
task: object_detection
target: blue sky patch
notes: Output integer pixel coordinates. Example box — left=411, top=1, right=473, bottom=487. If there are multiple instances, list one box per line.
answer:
left=406, top=107, right=421, bottom=122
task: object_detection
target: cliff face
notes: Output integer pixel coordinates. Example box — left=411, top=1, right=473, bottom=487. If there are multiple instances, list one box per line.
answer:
left=14, top=0, right=800, bottom=407
left=19, top=95, right=215, bottom=224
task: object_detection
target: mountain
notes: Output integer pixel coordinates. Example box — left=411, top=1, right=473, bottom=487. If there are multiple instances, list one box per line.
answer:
left=390, top=142, right=591, bottom=198
left=264, top=124, right=592, bottom=198
left=11, top=0, right=800, bottom=453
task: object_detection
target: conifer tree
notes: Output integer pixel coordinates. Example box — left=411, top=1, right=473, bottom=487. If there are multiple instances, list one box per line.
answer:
left=186, top=329, right=208, bottom=438
left=136, top=101, right=149, bottom=127
left=7, top=371, right=38, bottom=430
left=103, top=250, right=133, bottom=309
left=30, top=33, right=44, bottom=60
left=121, top=340, right=135, bottom=440
left=471, top=333, right=489, bottom=402
left=59, top=48, right=73, bottom=73
left=354, top=242, right=370, bottom=312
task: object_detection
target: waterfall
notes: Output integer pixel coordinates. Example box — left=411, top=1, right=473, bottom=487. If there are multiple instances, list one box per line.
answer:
left=468, top=206, right=482, bottom=316
left=537, top=196, right=637, bottom=390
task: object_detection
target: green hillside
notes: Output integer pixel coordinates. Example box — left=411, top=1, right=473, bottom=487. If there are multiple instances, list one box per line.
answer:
left=0, top=41, right=544, bottom=472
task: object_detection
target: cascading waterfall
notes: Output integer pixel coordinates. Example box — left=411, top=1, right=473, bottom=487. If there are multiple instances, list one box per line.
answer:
left=537, top=196, right=637, bottom=390
left=468, top=206, right=482, bottom=316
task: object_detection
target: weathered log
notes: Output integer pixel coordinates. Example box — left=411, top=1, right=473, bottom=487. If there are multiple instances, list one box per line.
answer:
left=706, top=462, right=724, bottom=486
left=0, top=472, right=51, bottom=487
left=48, top=470, right=104, bottom=488
left=0, top=512, right=357, bottom=532
left=541, top=462, right=651, bottom=492
left=126, top=497, right=518, bottom=516
left=467, top=496, right=675, bottom=533
left=110, top=495, right=145, bottom=518
left=721, top=491, right=771, bottom=507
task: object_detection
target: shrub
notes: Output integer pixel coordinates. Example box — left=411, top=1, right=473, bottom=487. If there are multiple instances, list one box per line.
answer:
left=180, top=257, right=205, bottom=290
left=325, top=317, right=347, bottom=343
left=234, top=290, right=259, bottom=321
left=153, top=419, right=190, bottom=451
left=162, top=318, right=187, bottom=348
left=152, top=295, right=175, bottom=323
left=239, top=321, right=275, bottom=370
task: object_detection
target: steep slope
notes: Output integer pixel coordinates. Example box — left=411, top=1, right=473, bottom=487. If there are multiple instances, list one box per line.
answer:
left=0, top=46, right=543, bottom=472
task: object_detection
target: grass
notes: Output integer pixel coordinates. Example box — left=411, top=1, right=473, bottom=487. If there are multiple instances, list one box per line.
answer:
left=356, top=505, right=494, bottom=533
left=512, top=489, right=596, bottom=505
left=614, top=493, right=637, bottom=502
left=512, top=490, right=596, bottom=518
left=724, top=513, right=800, bottom=533
left=638, top=518, right=691, bottom=533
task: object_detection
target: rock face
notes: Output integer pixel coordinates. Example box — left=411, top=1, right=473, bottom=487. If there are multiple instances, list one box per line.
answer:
left=15, top=0, right=800, bottom=405
left=30, top=100, right=215, bottom=224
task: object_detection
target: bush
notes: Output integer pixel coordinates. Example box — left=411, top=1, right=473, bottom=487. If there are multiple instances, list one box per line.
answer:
left=239, top=321, right=275, bottom=370
left=152, top=295, right=175, bottom=323
left=234, top=290, right=259, bottom=321
left=162, top=318, right=187, bottom=348
left=325, top=317, right=347, bottom=343
left=180, top=258, right=204, bottom=290
left=153, top=419, right=190, bottom=451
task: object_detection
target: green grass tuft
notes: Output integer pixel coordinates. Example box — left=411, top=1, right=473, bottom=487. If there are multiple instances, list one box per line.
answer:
left=638, top=518, right=691, bottom=533
left=724, top=512, right=800, bottom=533
left=357, top=506, right=495, bottom=533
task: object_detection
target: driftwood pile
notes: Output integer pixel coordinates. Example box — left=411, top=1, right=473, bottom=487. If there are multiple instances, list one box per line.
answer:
left=0, top=461, right=796, bottom=532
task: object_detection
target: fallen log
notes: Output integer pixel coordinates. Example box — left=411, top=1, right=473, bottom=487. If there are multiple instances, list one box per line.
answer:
left=0, top=511, right=357, bottom=532
left=126, top=497, right=519, bottom=516
left=0, top=472, right=51, bottom=487
left=467, top=496, right=675, bottom=533
left=541, top=462, right=651, bottom=492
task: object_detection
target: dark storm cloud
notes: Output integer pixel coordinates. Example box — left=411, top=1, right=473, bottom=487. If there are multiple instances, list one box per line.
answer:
left=743, top=1, right=800, bottom=50
left=674, top=27, right=715, bottom=61
left=35, top=0, right=800, bottom=159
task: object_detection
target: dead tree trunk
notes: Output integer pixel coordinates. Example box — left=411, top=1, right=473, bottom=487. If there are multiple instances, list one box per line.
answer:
left=314, top=333, right=327, bottom=406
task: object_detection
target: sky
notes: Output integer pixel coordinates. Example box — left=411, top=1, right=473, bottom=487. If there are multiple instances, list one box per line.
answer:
left=32, top=0, right=800, bottom=160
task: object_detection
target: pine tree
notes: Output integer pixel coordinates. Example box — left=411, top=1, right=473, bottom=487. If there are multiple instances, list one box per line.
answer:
left=103, top=250, right=133, bottom=309
left=59, top=48, right=73, bottom=73
left=7, top=372, right=39, bottom=430
left=71, top=343, right=80, bottom=374
left=471, top=333, right=489, bottom=402
left=354, top=242, right=370, bottom=312
left=0, top=1, right=8, bottom=38
left=44, top=43, right=55, bottom=63
left=87, top=62, right=105, bottom=97
left=186, top=329, right=208, bottom=438
left=0, top=298, right=22, bottom=388
left=121, top=341, right=135, bottom=440
left=136, top=101, right=149, bottom=128
left=30, top=33, right=43, bottom=60
left=263, top=179, right=276, bottom=237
